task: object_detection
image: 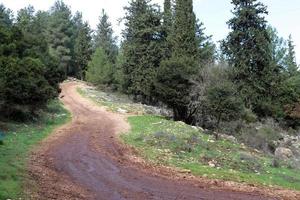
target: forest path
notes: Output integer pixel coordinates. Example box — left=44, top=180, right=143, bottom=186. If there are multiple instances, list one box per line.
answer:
left=28, top=81, right=276, bottom=200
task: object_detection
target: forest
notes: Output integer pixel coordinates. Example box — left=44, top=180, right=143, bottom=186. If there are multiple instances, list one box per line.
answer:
left=1, top=0, right=300, bottom=166
left=1, top=0, right=300, bottom=198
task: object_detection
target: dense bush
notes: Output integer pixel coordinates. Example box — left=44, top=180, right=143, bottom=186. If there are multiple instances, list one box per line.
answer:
left=156, top=57, right=196, bottom=123
left=0, top=57, right=56, bottom=119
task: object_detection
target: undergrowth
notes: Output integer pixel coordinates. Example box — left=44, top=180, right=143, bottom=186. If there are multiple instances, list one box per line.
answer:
left=121, top=115, right=300, bottom=190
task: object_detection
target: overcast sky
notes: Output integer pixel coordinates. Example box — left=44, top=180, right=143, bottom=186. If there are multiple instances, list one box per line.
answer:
left=2, top=0, right=300, bottom=63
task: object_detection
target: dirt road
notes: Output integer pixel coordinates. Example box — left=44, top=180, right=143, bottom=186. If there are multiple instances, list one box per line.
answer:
left=28, top=82, right=284, bottom=200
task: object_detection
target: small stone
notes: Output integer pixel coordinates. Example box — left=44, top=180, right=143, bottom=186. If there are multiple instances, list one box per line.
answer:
left=117, top=108, right=128, bottom=114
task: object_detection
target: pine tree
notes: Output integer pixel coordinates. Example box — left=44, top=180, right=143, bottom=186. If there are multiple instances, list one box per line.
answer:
left=71, top=12, right=92, bottom=79
left=94, top=9, right=118, bottom=64
left=161, top=0, right=173, bottom=59
left=195, top=20, right=215, bottom=64
left=0, top=5, right=58, bottom=118
left=170, top=0, right=197, bottom=58
left=122, top=0, right=162, bottom=103
left=156, top=0, right=198, bottom=123
left=285, top=35, right=298, bottom=76
left=48, top=0, right=73, bottom=76
left=222, top=0, right=279, bottom=115
left=86, top=47, right=114, bottom=85
left=267, top=26, right=287, bottom=68
left=163, top=0, right=172, bottom=36
left=0, top=4, right=14, bottom=56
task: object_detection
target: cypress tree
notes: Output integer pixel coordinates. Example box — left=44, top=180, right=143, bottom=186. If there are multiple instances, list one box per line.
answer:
left=48, top=0, right=73, bottom=76
left=267, top=26, right=287, bottom=68
left=71, top=12, right=92, bottom=79
left=161, top=0, right=173, bottom=60
left=222, top=0, right=279, bottom=115
left=195, top=20, right=215, bottom=64
left=122, top=0, right=162, bottom=103
left=285, top=35, right=298, bottom=76
left=94, top=9, right=118, bottom=64
left=156, top=0, right=198, bottom=123
left=163, top=0, right=172, bottom=35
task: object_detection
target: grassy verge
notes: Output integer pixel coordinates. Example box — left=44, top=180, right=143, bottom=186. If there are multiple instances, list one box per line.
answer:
left=0, top=100, right=70, bottom=199
left=78, top=85, right=300, bottom=191
left=121, top=115, right=300, bottom=190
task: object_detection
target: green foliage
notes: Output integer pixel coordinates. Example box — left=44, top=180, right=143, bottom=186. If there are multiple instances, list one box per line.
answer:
left=222, top=0, right=285, bottom=118
left=195, top=20, right=216, bottom=64
left=207, top=82, right=244, bottom=127
left=0, top=4, right=62, bottom=119
left=72, top=13, right=92, bottom=79
left=94, top=9, right=118, bottom=64
left=122, top=115, right=300, bottom=190
left=267, top=26, right=287, bottom=68
left=188, top=64, right=244, bottom=128
left=48, top=0, right=73, bottom=75
left=122, top=0, right=163, bottom=102
left=156, top=0, right=198, bottom=123
left=1, top=57, right=56, bottom=119
left=86, top=47, right=114, bottom=85
left=114, top=49, right=126, bottom=91
left=284, top=35, right=298, bottom=76
left=156, top=57, right=196, bottom=122
left=170, top=0, right=197, bottom=58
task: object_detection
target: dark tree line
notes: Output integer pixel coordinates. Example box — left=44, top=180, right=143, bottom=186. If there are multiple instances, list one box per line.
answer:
left=1, top=0, right=299, bottom=128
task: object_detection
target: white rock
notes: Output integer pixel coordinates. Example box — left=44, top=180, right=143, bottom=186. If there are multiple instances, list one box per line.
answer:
left=275, top=147, right=293, bottom=160
left=117, top=108, right=128, bottom=114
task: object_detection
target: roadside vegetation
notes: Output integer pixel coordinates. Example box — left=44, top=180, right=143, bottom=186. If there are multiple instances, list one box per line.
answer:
left=79, top=85, right=300, bottom=191
left=122, top=116, right=300, bottom=190
left=0, top=101, right=70, bottom=199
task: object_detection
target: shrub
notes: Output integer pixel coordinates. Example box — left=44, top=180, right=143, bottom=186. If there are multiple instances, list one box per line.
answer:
left=207, top=81, right=244, bottom=127
left=0, top=57, right=56, bottom=119
left=238, top=118, right=283, bottom=153
left=188, top=64, right=244, bottom=129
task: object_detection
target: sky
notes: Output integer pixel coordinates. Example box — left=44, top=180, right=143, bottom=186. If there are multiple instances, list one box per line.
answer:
left=1, top=0, right=300, bottom=63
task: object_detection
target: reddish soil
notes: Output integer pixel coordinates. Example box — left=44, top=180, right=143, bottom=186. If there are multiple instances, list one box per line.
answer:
left=27, top=81, right=300, bottom=200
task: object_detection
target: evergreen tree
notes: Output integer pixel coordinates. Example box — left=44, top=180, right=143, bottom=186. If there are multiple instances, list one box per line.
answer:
left=195, top=20, right=215, bottom=64
left=267, top=26, right=287, bottom=69
left=86, top=47, right=114, bottom=85
left=122, top=0, right=162, bottom=103
left=16, top=7, right=64, bottom=93
left=285, top=35, right=298, bottom=76
left=48, top=0, right=73, bottom=76
left=170, top=0, right=197, bottom=58
left=0, top=4, right=14, bottom=57
left=0, top=5, right=58, bottom=118
left=156, top=0, right=198, bottom=123
left=222, top=0, right=279, bottom=116
left=71, top=12, right=92, bottom=79
left=161, top=0, right=173, bottom=59
left=94, top=9, right=118, bottom=64
left=162, top=0, right=172, bottom=37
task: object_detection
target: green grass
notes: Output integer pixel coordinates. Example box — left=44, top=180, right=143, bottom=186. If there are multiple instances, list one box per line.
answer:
left=78, top=85, right=300, bottom=191
left=0, top=100, right=70, bottom=199
left=121, top=115, right=300, bottom=191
